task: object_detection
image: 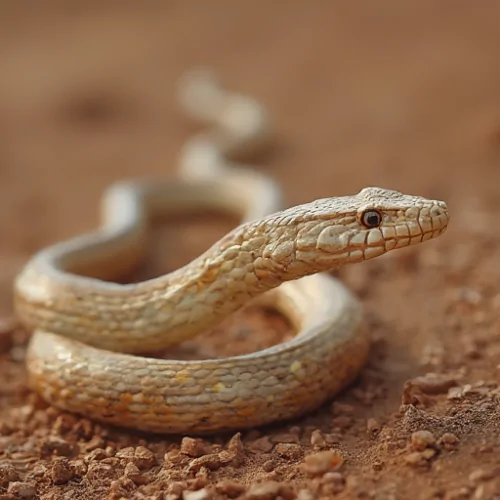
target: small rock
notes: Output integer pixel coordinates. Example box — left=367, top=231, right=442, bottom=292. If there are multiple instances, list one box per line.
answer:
left=474, top=478, right=500, bottom=499
left=181, top=437, right=211, bottom=458
left=41, top=436, right=79, bottom=458
left=183, top=489, right=211, bottom=500
left=455, top=287, right=483, bottom=306
left=187, top=453, right=231, bottom=473
left=274, top=443, right=302, bottom=460
left=297, top=489, right=315, bottom=500
left=402, top=373, right=458, bottom=404
left=215, top=480, right=246, bottom=498
left=0, top=464, right=20, bottom=487
left=164, top=449, right=190, bottom=467
left=85, top=447, right=108, bottom=462
left=270, top=433, right=299, bottom=444
left=439, top=432, right=459, bottom=449
left=115, top=447, right=135, bottom=461
left=366, top=418, right=381, bottom=434
left=323, top=471, right=344, bottom=486
left=133, top=446, right=156, bottom=470
left=331, top=402, right=355, bottom=415
left=469, top=468, right=496, bottom=484
left=7, top=482, right=36, bottom=499
left=245, top=481, right=295, bottom=500
left=51, top=459, right=74, bottom=485
left=262, top=459, right=278, bottom=473
left=53, top=414, right=81, bottom=436
left=421, top=448, right=437, bottom=460
left=410, top=430, right=436, bottom=451
left=404, top=451, right=427, bottom=467
left=227, top=433, right=245, bottom=456
left=443, top=486, right=471, bottom=500
left=108, top=479, right=130, bottom=499
left=404, top=448, right=436, bottom=467
left=86, top=462, right=115, bottom=483
left=301, top=450, right=344, bottom=477
left=167, top=481, right=188, bottom=499
left=310, top=429, right=326, bottom=447
left=124, top=462, right=148, bottom=485
left=447, top=386, right=465, bottom=400
left=323, top=433, right=341, bottom=445
left=248, top=436, right=273, bottom=453
left=345, top=475, right=370, bottom=498
left=331, top=415, right=352, bottom=430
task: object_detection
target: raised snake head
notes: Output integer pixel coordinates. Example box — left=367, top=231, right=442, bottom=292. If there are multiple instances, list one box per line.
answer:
left=254, top=186, right=449, bottom=281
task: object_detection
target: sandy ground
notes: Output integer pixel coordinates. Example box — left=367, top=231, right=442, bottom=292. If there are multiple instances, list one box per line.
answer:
left=2, top=3, right=500, bottom=499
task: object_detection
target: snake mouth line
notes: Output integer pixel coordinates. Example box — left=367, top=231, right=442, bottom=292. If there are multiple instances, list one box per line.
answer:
left=396, top=227, right=446, bottom=248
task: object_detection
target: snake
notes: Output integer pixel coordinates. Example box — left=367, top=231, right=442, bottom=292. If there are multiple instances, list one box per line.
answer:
left=13, top=69, right=450, bottom=434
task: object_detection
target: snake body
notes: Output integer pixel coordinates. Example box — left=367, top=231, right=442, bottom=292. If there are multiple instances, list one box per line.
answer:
left=13, top=70, right=449, bottom=434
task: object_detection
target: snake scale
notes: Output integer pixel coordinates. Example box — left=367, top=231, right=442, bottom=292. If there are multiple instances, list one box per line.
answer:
left=13, top=69, right=449, bottom=434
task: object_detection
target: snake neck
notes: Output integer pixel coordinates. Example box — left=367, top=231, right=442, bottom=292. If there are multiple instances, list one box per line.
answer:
left=14, top=217, right=336, bottom=352
left=158, top=220, right=315, bottom=316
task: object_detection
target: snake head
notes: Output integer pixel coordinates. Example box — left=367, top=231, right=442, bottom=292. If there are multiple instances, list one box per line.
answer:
left=262, top=186, right=449, bottom=278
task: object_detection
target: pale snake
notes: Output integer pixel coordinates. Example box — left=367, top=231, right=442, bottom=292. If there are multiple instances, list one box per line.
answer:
left=13, top=69, right=449, bottom=434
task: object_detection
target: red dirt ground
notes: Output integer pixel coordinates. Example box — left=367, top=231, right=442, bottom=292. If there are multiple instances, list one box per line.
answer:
left=2, top=3, right=500, bottom=499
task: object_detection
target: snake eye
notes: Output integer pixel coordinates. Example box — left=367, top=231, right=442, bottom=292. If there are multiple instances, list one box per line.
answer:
left=361, top=209, right=382, bottom=228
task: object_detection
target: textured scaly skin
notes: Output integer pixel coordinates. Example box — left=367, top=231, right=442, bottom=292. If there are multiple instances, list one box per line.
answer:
left=13, top=70, right=449, bottom=434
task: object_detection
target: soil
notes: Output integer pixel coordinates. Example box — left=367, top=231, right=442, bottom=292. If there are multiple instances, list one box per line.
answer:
left=2, top=3, right=500, bottom=499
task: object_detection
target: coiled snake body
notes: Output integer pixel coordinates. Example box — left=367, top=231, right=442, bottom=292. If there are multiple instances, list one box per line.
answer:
left=14, top=70, right=449, bottom=434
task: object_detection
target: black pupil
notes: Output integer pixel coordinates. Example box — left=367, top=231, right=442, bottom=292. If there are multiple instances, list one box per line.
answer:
left=365, top=212, right=380, bottom=227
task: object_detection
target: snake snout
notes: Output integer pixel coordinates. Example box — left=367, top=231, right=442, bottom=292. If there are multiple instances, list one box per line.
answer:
left=430, top=202, right=449, bottom=231
left=417, top=201, right=449, bottom=239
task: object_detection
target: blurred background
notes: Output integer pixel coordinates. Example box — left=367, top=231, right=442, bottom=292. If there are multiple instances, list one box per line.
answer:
left=2, top=4, right=500, bottom=496
left=1, top=3, right=500, bottom=309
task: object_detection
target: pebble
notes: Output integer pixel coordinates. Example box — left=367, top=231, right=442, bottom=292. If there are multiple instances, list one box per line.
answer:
left=187, top=452, right=232, bottom=473
left=50, top=458, right=74, bottom=485
left=297, top=489, right=315, bottom=500
left=403, top=373, right=458, bottom=398
left=301, top=450, right=344, bottom=477
left=469, top=468, right=497, bottom=484
left=41, top=436, right=79, bottom=458
left=262, top=459, right=278, bottom=473
left=404, top=452, right=426, bottom=466
left=248, top=436, right=273, bottom=453
left=331, top=415, right=352, bottom=430
left=115, top=446, right=156, bottom=470
left=7, top=482, right=36, bottom=499
left=366, top=418, right=381, bottom=434
left=215, top=480, right=246, bottom=498
left=270, top=433, right=299, bottom=444
left=444, top=486, right=472, bottom=500
left=124, top=462, right=149, bottom=485
left=474, top=479, right=500, bottom=499
left=410, top=430, right=436, bottom=451
left=310, top=429, right=326, bottom=447
left=183, top=489, right=211, bottom=500
left=0, top=464, right=20, bottom=487
left=274, top=443, right=302, bottom=460
left=439, top=432, right=459, bottom=449
left=330, top=402, right=355, bottom=415
left=133, top=446, right=157, bottom=470
left=245, top=481, right=295, bottom=500
left=180, top=437, right=211, bottom=458
left=85, top=448, right=108, bottom=462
